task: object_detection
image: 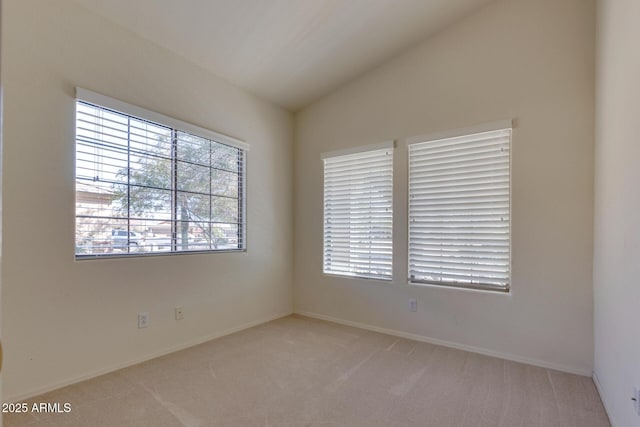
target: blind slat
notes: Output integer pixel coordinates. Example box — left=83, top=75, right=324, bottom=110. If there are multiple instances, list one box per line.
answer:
left=409, top=128, right=511, bottom=290
left=323, top=147, right=393, bottom=280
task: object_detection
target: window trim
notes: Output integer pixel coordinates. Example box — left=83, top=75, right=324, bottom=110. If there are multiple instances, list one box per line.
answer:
left=406, top=120, right=513, bottom=292
left=405, top=120, right=513, bottom=147
left=321, top=140, right=395, bottom=160
left=74, top=88, right=249, bottom=259
left=322, top=141, right=395, bottom=281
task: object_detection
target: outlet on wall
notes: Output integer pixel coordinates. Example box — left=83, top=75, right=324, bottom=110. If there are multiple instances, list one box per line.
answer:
left=138, top=312, right=149, bottom=329
left=175, top=306, right=184, bottom=320
left=409, top=298, right=418, bottom=312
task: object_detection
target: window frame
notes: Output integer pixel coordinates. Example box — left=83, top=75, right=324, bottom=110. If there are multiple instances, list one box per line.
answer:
left=322, top=141, right=395, bottom=281
left=74, top=88, right=249, bottom=259
left=407, top=121, right=513, bottom=293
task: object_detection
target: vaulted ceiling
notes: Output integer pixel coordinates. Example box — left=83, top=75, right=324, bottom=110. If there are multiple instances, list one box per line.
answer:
left=72, top=0, right=494, bottom=111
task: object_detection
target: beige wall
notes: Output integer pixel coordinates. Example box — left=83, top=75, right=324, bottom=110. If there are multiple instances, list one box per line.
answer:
left=294, top=0, right=595, bottom=374
left=0, top=0, right=3, bottom=420
left=594, top=0, right=640, bottom=425
left=1, top=0, right=293, bottom=400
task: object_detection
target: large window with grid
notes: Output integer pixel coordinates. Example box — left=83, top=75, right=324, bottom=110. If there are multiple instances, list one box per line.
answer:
left=408, top=127, right=511, bottom=292
left=75, top=89, right=247, bottom=258
left=322, top=143, right=394, bottom=280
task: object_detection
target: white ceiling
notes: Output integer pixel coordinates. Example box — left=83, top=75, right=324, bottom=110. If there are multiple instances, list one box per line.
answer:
left=72, top=0, right=493, bottom=111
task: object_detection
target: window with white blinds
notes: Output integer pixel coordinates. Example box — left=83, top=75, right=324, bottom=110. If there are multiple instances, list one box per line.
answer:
left=75, top=89, right=247, bottom=258
left=408, top=128, right=511, bottom=291
left=323, top=144, right=394, bottom=280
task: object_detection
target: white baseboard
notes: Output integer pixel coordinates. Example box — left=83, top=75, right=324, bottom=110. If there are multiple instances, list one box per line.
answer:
left=7, top=310, right=292, bottom=403
left=592, top=371, right=616, bottom=427
left=296, top=310, right=593, bottom=377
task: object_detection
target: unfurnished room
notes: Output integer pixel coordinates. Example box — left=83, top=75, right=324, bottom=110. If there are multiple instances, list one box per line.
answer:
left=0, top=0, right=638, bottom=426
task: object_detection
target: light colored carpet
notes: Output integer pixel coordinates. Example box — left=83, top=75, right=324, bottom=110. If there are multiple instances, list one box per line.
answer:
left=4, top=315, right=609, bottom=426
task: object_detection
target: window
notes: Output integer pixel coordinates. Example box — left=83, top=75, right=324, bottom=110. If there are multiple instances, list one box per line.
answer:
left=322, top=143, right=394, bottom=280
left=75, top=89, right=247, bottom=258
left=408, top=128, right=511, bottom=291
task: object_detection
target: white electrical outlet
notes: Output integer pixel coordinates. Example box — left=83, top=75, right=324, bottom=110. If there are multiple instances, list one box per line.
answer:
left=138, top=312, right=149, bottom=328
left=409, top=298, right=418, bottom=312
left=175, top=306, right=184, bottom=320
left=633, top=386, right=640, bottom=416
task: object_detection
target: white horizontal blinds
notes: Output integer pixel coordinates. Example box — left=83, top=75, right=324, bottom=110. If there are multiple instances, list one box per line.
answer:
left=75, top=99, right=246, bottom=257
left=76, top=101, right=173, bottom=255
left=323, top=147, right=393, bottom=280
left=408, top=128, right=511, bottom=290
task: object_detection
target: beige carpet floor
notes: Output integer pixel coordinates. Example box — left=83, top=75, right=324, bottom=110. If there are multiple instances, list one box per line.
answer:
left=4, top=315, right=609, bottom=427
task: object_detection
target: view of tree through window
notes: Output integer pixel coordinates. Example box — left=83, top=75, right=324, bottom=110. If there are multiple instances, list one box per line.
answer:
left=75, top=100, right=246, bottom=257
